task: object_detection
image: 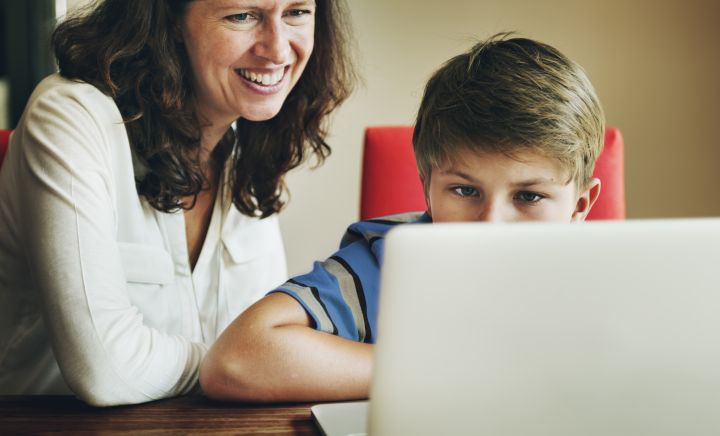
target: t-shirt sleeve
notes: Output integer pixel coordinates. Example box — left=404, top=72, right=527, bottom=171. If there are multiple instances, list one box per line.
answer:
left=270, top=240, right=379, bottom=343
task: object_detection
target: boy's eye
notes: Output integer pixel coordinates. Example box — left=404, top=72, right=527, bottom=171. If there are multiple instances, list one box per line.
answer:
left=452, top=186, right=479, bottom=197
left=515, top=191, right=544, bottom=203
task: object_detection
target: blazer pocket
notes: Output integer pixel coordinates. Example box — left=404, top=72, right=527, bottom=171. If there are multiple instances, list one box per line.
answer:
left=118, top=242, right=175, bottom=285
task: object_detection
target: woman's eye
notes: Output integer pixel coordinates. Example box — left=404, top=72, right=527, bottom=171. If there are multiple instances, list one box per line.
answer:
left=515, top=191, right=544, bottom=203
left=284, top=8, right=314, bottom=23
left=286, top=9, right=312, bottom=17
left=452, top=186, right=478, bottom=197
left=226, top=13, right=254, bottom=23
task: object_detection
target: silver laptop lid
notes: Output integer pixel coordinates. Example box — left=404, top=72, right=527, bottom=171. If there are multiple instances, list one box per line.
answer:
left=369, top=219, right=720, bottom=436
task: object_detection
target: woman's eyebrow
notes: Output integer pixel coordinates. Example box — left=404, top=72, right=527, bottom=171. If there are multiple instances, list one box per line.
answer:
left=212, top=0, right=316, bottom=12
left=291, top=0, right=317, bottom=6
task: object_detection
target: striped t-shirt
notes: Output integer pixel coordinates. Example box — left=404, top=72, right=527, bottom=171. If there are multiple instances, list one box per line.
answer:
left=271, top=212, right=431, bottom=343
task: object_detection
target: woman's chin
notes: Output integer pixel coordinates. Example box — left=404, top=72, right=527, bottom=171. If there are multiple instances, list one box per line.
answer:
left=238, top=106, right=284, bottom=122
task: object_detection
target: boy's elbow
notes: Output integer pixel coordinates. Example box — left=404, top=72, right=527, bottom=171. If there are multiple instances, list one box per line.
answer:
left=200, top=352, right=241, bottom=400
left=200, top=343, right=271, bottom=402
left=200, top=296, right=302, bottom=402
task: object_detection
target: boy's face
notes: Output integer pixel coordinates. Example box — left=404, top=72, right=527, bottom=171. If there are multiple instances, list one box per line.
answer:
left=425, top=148, right=600, bottom=223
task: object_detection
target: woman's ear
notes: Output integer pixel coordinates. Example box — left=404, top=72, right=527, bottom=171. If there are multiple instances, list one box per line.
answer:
left=571, top=178, right=601, bottom=222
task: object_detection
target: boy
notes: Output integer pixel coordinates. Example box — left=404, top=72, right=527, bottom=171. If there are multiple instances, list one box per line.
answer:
left=200, top=34, right=604, bottom=402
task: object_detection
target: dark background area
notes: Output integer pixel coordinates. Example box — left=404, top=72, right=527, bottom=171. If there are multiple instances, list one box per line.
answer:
left=0, top=1, right=7, bottom=76
left=1, top=0, right=57, bottom=127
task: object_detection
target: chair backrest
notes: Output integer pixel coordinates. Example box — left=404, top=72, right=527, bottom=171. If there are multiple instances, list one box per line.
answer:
left=360, top=126, right=625, bottom=220
left=0, top=129, right=10, bottom=168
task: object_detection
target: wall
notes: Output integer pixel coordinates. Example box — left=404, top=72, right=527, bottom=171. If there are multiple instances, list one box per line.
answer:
left=65, top=0, right=88, bottom=11
left=0, top=80, right=7, bottom=128
left=279, top=0, right=720, bottom=275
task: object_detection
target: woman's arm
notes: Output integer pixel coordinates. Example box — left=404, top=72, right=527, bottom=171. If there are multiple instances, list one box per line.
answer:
left=14, top=77, right=205, bottom=406
left=200, top=292, right=372, bottom=402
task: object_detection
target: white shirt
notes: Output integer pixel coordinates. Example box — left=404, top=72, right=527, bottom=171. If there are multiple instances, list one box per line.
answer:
left=0, top=74, right=288, bottom=406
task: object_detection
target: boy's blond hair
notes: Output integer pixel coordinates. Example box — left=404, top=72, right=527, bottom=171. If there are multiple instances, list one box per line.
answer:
left=413, top=33, right=605, bottom=191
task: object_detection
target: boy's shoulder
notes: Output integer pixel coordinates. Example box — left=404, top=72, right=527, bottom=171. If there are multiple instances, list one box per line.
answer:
left=340, top=211, right=431, bottom=249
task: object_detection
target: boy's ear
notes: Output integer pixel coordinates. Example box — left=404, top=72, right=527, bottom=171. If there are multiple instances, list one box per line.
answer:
left=572, top=178, right=601, bottom=222
left=421, top=176, right=433, bottom=217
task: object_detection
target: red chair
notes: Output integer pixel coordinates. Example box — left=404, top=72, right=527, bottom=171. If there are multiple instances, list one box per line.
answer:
left=360, top=126, right=625, bottom=220
left=0, top=129, right=10, bottom=167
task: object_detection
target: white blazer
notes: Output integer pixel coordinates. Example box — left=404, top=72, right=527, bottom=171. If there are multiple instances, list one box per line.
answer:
left=0, top=74, right=287, bottom=406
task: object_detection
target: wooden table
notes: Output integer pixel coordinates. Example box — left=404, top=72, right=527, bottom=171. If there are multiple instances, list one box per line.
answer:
left=0, top=395, right=322, bottom=435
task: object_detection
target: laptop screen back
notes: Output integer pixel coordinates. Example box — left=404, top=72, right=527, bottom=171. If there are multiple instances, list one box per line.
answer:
left=369, top=219, right=720, bottom=436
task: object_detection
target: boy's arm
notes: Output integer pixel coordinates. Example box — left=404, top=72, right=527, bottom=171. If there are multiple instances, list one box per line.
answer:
left=199, top=292, right=372, bottom=402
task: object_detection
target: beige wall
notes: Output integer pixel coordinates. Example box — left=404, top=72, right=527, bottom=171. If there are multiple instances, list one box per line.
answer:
left=66, top=0, right=89, bottom=11
left=280, top=0, right=720, bottom=275
left=0, top=80, right=7, bottom=129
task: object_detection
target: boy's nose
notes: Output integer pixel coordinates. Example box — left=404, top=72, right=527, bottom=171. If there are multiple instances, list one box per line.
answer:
left=253, top=19, right=290, bottom=64
left=475, top=200, right=509, bottom=223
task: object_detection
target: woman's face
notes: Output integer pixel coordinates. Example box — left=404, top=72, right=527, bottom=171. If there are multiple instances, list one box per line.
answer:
left=181, top=0, right=316, bottom=126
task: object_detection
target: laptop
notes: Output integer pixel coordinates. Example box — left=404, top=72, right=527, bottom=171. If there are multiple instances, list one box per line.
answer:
left=313, top=218, right=720, bottom=436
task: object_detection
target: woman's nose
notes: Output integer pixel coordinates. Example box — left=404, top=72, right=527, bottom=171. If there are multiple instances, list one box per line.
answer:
left=253, top=18, right=290, bottom=64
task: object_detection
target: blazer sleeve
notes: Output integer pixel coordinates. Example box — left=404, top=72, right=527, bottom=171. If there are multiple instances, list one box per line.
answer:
left=12, top=79, right=206, bottom=406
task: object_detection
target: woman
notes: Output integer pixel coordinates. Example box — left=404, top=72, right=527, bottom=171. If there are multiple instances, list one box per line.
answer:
left=0, top=0, right=354, bottom=406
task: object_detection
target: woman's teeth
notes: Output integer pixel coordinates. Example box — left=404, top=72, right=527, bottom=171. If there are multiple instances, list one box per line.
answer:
left=237, top=69, right=284, bottom=86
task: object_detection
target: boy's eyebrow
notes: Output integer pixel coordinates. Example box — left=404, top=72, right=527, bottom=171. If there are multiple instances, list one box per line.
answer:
left=440, top=169, right=564, bottom=186
left=511, top=178, right=564, bottom=187
left=438, top=169, right=479, bottom=183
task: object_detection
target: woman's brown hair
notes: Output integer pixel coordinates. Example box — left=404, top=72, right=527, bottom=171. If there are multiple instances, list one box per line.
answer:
left=53, top=0, right=356, bottom=217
